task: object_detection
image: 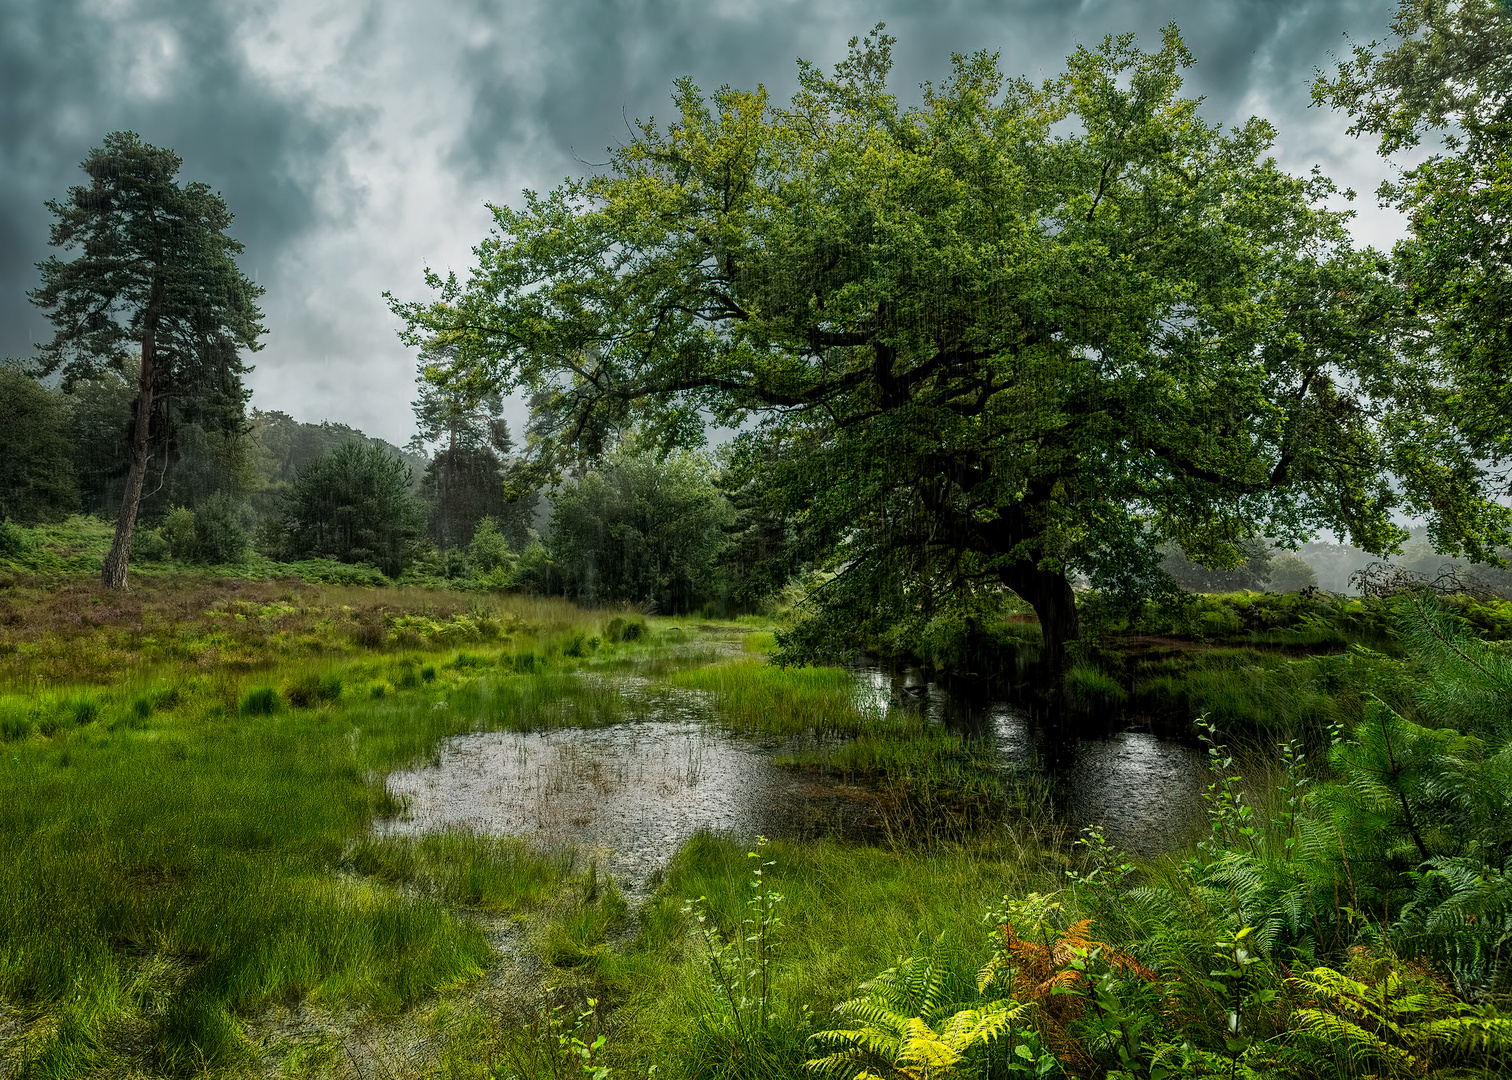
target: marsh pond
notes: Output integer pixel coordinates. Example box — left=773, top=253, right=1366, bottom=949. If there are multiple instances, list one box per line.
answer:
left=379, top=650, right=1213, bottom=895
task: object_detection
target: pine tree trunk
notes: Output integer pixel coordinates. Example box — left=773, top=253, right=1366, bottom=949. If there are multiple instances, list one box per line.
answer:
left=102, top=326, right=156, bottom=590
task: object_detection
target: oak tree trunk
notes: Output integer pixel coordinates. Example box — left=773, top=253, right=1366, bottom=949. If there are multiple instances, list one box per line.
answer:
left=1000, top=558, right=1081, bottom=686
left=102, top=322, right=156, bottom=590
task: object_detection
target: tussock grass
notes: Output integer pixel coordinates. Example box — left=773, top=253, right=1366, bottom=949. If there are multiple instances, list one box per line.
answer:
left=0, top=590, right=691, bottom=1077
left=347, top=834, right=573, bottom=911
left=1128, top=647, right=1394, bottom=733
left=538, top=864, right=629, bottom=971
left=1064, top=659, right=1127, bottom=713
left=0, top=572, right=592, bottom=689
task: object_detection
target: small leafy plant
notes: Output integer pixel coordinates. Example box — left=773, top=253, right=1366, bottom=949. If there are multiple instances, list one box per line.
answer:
left=685, top=837, right=786, bottom=1061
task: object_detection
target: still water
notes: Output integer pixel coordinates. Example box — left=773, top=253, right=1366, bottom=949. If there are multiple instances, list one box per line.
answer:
left=381, top=668, right=1211, bottom=892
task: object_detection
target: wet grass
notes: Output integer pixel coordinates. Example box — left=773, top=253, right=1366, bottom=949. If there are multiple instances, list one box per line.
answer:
left=0, top=581, right=726, bottom=1077
left=346, top=834, right=574, bottom=912
left=602, top=831, right=1067, bottom=1080
left=4, top=572, right=1214, bottom=1079
left=665, top=658, right=882, bottom=737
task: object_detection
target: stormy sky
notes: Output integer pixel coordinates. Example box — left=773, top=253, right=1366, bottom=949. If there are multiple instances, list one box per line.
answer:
left=2, top=0, right=1410, bottom=446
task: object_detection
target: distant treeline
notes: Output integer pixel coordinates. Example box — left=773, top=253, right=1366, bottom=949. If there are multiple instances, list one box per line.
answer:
left=0, top=362, right=795, bottom=615
left=7, top=356, right=1506, bottom=614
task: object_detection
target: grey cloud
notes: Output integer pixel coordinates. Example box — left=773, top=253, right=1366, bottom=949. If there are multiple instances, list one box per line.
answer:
left=0, top=0, right=352, bottom=357
left=445, top=0, right=1399, bottom=194
left=3, top=0, right=1404, bottom=445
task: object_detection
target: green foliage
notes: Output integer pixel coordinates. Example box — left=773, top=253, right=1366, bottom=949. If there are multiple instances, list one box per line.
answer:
left=278, top=442, right=426, bottom=576
left=1267, top=552, right=1319, bottom=593
left=0, top=519, right=33, bottom=560
left=1315, top=1, right=1512, bottom=553
left=284, top=672, right=342, bottom=708
left=392, top=26, right=1476, bottom=676
left=160, top=506, right=198, bottom=561
left=1160, top=539, right=1275, bottom=594
left=0, top=594, right=658, bottom=1075
left=347, top=834, right=569, bottom=912
left=900, top=605, right=1041, bottom=683
left=191, top=491, right=251, bottom=564
left=485, top=995, right=613, bottom=1080
left=604, top=615, right=648, bottom=643
left=29, top=131, right=265, bottom=588
left=515, top=539, right=557, bottom=594
left=549, top=442, right=732, bottom=614
left=1291, top=948, right=1512, bottom=1077
left=666, top=659, right=880, bottom=738
left=806, top=950, right=1030, bottom=1080
left=154, top=494, right=252, bottom=564
left=1063, top=661, right=1126, bottom=715
left=130, top=524, right=170, bottom=562
left=0, top=364, right=78, bottom=525
left=541, top=865, right=628, bottom=970
left=469, top=515, right=515, bottom=576
left=239, top=686, right=281, bottom=715
left=684, top=838, right=788, bottom=1070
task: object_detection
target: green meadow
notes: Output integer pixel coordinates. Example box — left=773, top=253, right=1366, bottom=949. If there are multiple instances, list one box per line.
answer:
left=2, top=562, right=1511, bottom=1079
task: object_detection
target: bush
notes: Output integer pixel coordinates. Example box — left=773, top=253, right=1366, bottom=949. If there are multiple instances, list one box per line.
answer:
left=0, top=519, right=31, bottom=559
left=468, top=515, right=514, bottom=574
left=604, top=615, right=648, bottom=643
left=436, top=547, right=470, bottom=580
left=514, top=539, right=556, bottom=593
left=279, top=443, right=425, bottom=576
left=161, top=507, right=198, bottom=560
left=192, top=492, right=251, bottom=563
left=131, top=525, right=170, bottom=561
left=548, top=443, right=731, bottom=612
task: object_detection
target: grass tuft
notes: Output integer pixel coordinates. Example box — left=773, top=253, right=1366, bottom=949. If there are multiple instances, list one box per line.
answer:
left=238, top=686, right=281, bottom=716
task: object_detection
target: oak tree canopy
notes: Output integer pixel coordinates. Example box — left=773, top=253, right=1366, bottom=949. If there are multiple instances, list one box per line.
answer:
left=394, top=27, right=1507, bottom=672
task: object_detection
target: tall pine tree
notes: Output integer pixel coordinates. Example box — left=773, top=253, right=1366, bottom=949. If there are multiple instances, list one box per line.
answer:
left=30, top=132, right=265, bottom=588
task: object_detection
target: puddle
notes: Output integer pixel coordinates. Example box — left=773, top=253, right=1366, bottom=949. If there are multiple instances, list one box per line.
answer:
left=1053, top=731, right=1208, bottom=854
left=382, top=664, right=1222, bottom=891
left=874, top=666, right=1211, bottom=856
left=381, top=720, right=865, bottom=893
left=951, top=690, right=1208, bottom=856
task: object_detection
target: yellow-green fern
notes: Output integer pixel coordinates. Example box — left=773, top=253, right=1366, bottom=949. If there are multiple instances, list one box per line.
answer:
left=806, top=953, right=1033, bottom=1080
left=1290, top=948, right=1512, bottom=1077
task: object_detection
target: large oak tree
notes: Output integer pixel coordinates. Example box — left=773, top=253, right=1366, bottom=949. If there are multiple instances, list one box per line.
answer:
left=394, top=28, right=1506, bottom=676
left=30, top=132, right=265, bottom=589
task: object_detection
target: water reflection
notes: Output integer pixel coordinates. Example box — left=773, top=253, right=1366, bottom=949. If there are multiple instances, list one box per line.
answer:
left=380, top=720, right=865, bottom=894
left=382, top=664, right=1215, bottom=892
left=873, top=666, right=1209, bottom=856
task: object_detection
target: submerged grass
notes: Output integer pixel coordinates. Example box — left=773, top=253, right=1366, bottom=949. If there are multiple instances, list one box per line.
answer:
left=23, top=569, right=1443, bottom=1078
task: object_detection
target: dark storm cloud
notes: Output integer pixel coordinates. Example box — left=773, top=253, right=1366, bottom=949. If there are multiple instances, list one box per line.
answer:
left=0, top=0, right=354, bottom=362
left=1, top=0, right=1403, bottom=443
left=448, top=0, right=1396, bottom=182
